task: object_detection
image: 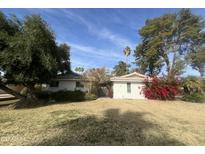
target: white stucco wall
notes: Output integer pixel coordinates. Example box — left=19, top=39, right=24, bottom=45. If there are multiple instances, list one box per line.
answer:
left=113, top=82, right=145, bottom=99
left=48, top=81, right=76, bottom=92
left=47, top=80, right=88, bottom=92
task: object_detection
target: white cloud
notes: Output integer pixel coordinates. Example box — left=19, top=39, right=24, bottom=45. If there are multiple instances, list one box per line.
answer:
left=57, top=40, right=125, bottom=69
left=71, top=57, right=96, bottom=69
left=69, top=42, right=124, bottom=60
left=61, top=9, right=135, bottom=48
left=100, top=28, right=135, bottom=48
left=25, top=9, right=136, bottom=49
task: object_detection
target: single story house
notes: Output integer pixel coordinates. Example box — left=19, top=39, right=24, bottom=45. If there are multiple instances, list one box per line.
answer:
left=46, top=72, right=90, bottom=92
left=110, top=72, right=148, bottom=99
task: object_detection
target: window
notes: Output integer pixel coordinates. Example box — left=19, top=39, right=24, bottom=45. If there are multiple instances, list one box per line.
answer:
left=50, top=81, right=59, bottom=87
left=127, top=82, right=131, bottom=93
left=76, top=81, right=84, bottom=88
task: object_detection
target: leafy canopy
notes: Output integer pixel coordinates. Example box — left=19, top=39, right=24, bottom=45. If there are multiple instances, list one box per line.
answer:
left=0, top=12, right=71, bottom=99
left=134, top=9, right=205, bottom=77
left=112, top=61, right=130, bottom=76
left=187, top=46, right=205, bottom=77
left=0, top=13, right=70, bottom=85
left=183, top=76, right=204, bottom=94
left=123, top=46, right=131, bottom=57
left=57, top=43, right=71, bottom=75
left=83, top=67, right=110, bottom=95
left=75, top=67, right=85, bottom=73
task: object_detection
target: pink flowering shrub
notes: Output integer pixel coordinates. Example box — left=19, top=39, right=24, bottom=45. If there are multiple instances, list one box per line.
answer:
left=142, top=76, right=181, bottom=100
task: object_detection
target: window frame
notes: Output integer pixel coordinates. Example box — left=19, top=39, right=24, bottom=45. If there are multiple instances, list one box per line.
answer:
left=127, top=82, right=131, bottom=93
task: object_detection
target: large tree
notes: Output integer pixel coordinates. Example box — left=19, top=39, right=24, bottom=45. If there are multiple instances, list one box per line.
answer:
left=134, top=9, right=205, bottom=78
left=187, top=46, right=205, bottom=77
left=112, top=61, right=130, bottom=76
left=57, top=43, right=71, bottom=75
left=83, top=67, right=110, bottom=95
left=0, top=12, right=25, bottom=98
left=0, top=12, right=70, bottom=100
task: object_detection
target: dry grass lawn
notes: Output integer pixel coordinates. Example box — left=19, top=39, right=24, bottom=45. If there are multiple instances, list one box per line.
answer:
left=0, top=98, right=205, bottom=145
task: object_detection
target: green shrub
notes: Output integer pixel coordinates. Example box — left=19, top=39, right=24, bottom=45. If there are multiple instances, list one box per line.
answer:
left=85, top=93, right=97, bottom=100
left=182, top=93, right=205, bottom=103
left=35, top=91, right=51, bottom=101
left=35, top=90, right=85, bottom=102
left=183, top=76, right=204, bottom=94
left=50, top=90, right=85, bottom=102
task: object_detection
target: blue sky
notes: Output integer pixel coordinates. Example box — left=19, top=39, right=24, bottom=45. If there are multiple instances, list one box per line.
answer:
left=1, top=8, right=204, bottom=76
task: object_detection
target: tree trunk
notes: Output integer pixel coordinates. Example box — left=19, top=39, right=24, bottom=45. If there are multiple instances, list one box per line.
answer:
left=199, top=67, right=205, bottom=77
left=0, top=82, right=25, bottom=99
left=126, top=56, right=128, bottom=74
left=168, top=51, right=177, bottom=81
left=167, top=65, right=171, bottom=77
left=106, top=84, right=113, bottom=98
left=26, top=84, right=38, bottom=101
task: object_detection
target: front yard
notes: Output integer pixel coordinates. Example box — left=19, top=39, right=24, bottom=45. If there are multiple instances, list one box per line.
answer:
left=0, top=99, right=205, bottom=145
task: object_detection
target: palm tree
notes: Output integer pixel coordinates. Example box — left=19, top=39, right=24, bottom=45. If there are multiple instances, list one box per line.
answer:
left=123, top=46, right=131, bottom=73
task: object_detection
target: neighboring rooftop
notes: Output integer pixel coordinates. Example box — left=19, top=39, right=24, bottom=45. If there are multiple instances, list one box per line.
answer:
left=54, top=71, right=84, bottom=81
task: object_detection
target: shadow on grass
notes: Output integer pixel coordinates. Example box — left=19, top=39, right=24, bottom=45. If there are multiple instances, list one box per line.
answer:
left=9, top=99, right=92, bottom=109
left=35, top=109, right=184, bottom=146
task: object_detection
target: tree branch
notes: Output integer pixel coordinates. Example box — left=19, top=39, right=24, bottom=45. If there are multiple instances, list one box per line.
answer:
left=0, top=81, right=25, bottom=99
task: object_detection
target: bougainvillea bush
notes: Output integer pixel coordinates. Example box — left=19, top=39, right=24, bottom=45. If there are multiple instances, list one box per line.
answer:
left=142, top=76, right=181, bottom=100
